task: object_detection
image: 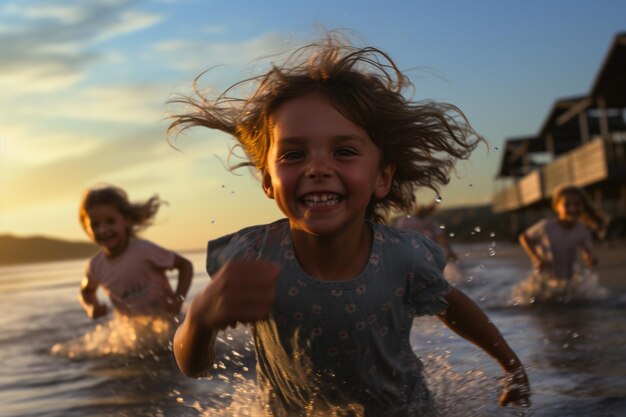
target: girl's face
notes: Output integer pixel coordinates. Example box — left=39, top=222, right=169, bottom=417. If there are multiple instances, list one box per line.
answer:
left=554, top=192, right=583, bottom=223
left=84, top=203, right=131, bottom=257
left=262, top=93, right=395, bottom=237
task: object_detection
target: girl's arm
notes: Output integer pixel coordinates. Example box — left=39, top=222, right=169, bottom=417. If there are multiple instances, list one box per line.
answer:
left=79, top=274, right=108, bottom=319
left=436, top=233, right=457, bottom=261
left=518, top=233, right=547, bottom=270
left=580, top=228, right=598, bottom=268
left=173, top=258, right=279, bottom=377
left=438, top=287, right=531, bottom=407
left=164, top=253, right=194, bottom=315
left=581, top=247, right=598, bottom=267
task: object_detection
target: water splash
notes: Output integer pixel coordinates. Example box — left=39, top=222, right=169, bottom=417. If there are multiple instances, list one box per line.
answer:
left=510, top=270, right=609, bottom=306
left=50, top=314, right=176, bottom=359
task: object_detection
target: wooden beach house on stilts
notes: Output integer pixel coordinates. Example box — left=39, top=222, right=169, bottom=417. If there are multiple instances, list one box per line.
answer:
left=493, top=32, right=626, bottom=238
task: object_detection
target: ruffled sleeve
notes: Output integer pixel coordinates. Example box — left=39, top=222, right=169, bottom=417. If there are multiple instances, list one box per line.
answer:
left=206, top=225, right=268, bottom=277
left=406, top=233, right=451, bottom=316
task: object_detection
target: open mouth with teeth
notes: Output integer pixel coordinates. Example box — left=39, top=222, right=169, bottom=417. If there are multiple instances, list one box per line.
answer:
left=301, top=193, right=343, bottom=207
left=96, top=235, right=117, bottom=245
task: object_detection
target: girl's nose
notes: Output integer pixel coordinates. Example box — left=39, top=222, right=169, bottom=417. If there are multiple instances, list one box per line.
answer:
left=93, top=224, right=108, bottom=235
left=305, top=154, right=332, bottom=178
left=305, top=156, right=332, bottom=179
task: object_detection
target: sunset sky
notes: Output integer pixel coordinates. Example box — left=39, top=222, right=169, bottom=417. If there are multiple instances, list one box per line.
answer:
left=1, top=0, right=625, bottom=251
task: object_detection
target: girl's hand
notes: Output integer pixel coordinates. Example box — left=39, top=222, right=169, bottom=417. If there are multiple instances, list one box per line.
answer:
left=190, top=259, right=280, bottom=330
left=163, top=295, right=184, bottom=316
left=499, top=367, right=531, bottom=407
left=582, top=251, right=598, bottom=267
left=532, top=257, right=550, bottom=271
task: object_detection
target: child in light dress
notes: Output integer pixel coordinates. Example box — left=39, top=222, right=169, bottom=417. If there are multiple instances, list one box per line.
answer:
left=78, top=185, right=193, bottom=319
left=396, top=203, right=462, bottom=284
left=169, top=33, right=530, bottom=415
left=516, top=185, right=608, bottom=304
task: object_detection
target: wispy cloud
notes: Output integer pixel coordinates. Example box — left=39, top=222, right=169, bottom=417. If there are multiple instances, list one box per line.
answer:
left=4, top=128, right=172, bottom=208
left=2, top=117, right=232, bottom=210
left=0, top=0, right=162, bottom=94
left=34, top=84, right=171, bottom=124
left=152, top=32, right=294, bottom=73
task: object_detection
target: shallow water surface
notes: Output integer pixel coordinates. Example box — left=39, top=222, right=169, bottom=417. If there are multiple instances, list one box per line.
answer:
left=1, top=244, right=625, bottom=416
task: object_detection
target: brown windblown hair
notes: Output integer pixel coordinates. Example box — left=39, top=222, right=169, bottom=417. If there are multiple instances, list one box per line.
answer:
left=79, top=185, right=163, bottom=236
left=168, top=33, right=484, bottom=223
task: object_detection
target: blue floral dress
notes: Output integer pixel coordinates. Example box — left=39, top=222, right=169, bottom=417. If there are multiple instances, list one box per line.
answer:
left=207, top=219, right=450, bottom=416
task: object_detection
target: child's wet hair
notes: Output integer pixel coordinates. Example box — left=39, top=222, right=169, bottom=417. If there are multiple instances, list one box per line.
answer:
left=79, top=185, right=163, bottom=236
left=168, top=31, right=484, bottom=222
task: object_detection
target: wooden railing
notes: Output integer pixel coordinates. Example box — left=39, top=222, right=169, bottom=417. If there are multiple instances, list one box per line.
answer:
left=493, top=137, right=610, bottom=213
left=544, top=137, right=607, bottom=196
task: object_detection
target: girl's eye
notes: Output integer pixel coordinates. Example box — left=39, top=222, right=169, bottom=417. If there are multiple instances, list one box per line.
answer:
left=281, top=150, right=304, bottom=161
left=336, top=147, right=358, bottom=157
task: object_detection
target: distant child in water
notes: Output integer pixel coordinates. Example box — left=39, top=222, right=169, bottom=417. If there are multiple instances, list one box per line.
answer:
left=516, top=185, right=607, bottom=303
left=396, top=203, right=462, bottom=284
left=396, top=203, right=457, bottom=262
left=78, top=185, right=193, bottom=319
left=169, top=33, right=530, bottom=415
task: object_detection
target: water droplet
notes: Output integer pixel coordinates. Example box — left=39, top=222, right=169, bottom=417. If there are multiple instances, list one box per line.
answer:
left=494, top=147, right=499, bottom=151
left=211, top=220, right=216, bottom=224
left=405, top=214, right=411, bottom=219
left=221, top=185, right=225, bottom=188
left=448, top=232, right=455, bottom=237
left=466, top=276, right=474, bottom=282
left=474, top=226, right=481, bottom=233
left=435, top=194, right=443, bottom=203
left=490, top=232, right=496, bottom=238
left=439, top=224, right=446, bottom=230
left=469, top=184, right=473, bottom=187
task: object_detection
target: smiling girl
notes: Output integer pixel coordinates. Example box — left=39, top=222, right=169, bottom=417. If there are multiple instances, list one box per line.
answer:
left=78, top=185, right=193, bottom=319
left=516, top=185, right=608, bottom=304
left=169, top=33, right=530, bottom=415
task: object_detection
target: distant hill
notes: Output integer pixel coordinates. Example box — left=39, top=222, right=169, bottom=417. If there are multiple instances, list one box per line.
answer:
left=0, top=235, right=98, bottom=266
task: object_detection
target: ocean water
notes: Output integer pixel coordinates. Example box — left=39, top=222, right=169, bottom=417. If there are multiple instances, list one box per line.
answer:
left=1, top=243, right=625, bottom=417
